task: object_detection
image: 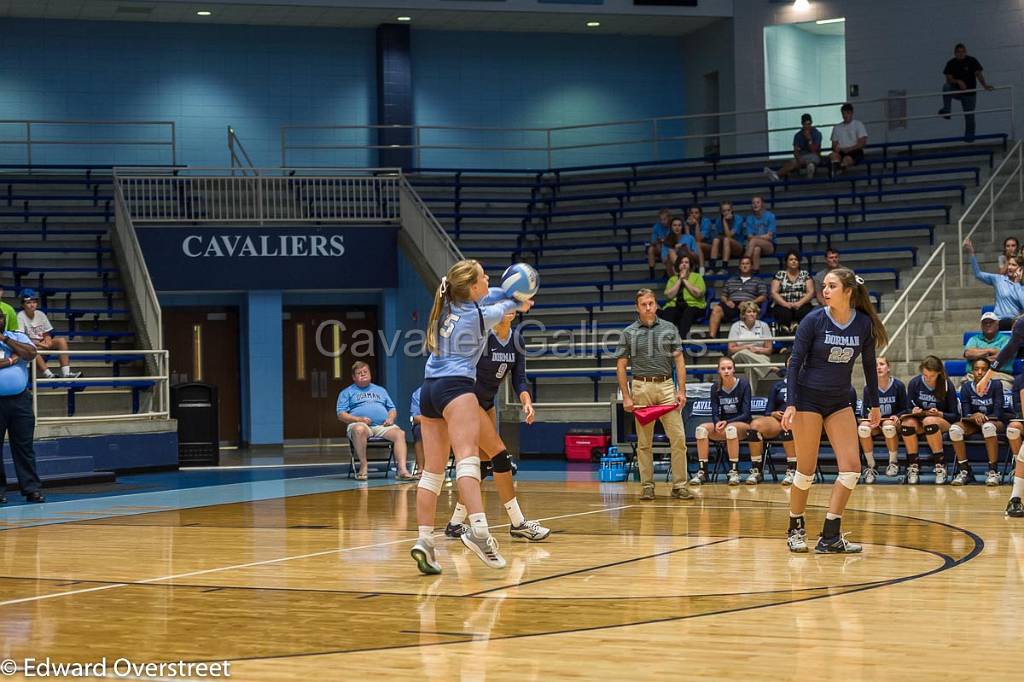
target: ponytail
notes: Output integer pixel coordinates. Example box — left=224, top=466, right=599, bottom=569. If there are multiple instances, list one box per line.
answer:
left=425, top=278, right=451, bottom=355
left=425, top=259, right=483, bottom=355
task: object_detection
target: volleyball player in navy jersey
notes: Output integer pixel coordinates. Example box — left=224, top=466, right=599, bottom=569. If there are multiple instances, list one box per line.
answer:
left=748, top=374, right=798, bottom=486
left=899, top=356, right=960, bottom=485
left=444, top=309, right=551, bottom=542
left=692, top=357, right=752, bottom=486
left=975, top=318, right=1024, bottom=515
left=950, top=357, right=1004, bottom=486
left=857, top=357, right=907, bottom=483
left=781, top=268, right=887, bottom=554
left=411, top=260, right=533, bottom=575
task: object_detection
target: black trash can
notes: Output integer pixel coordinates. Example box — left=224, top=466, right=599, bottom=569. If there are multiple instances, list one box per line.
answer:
left=170, top=383, right=220, bottom=466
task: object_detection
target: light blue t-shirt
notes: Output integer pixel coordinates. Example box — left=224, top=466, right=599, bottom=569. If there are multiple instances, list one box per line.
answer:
left=0, top=330, right=31, bottom=396
left=743, top=211, right=777, bottom=240
left=972, top=255, right=1024, bottom=319
left=662, top=233, right=698, bottom=261
left=650, top=221, right=670, bottom=246
left=697, top=216, right=717, bottom=242
left=410, top=386, right=421, bottom=422
left=335, top=382, right=396, bottom=425
left=424, top=287, right=518, bottom=380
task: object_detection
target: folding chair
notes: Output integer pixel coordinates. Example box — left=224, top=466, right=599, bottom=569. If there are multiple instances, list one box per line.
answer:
left=347, top=436, right=395, bottom=479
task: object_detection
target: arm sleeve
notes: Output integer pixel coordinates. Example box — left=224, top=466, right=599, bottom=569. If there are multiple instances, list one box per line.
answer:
left=481, top=298, right=519, bottom=329
left=992, top=382, right=1004, bottom=421
left=336, top=389, right=350, bottom=415
left=383, top=390, right=396, bottom=412
left=482, top=286, right=511, bottom=306
left=786, top=316, right=815, bottom=406
left=728, top=380, right=752, bottom=424
left=992, top=315, right=1024, bottom=369
left=512, top=332, right=530, bottom=397
left=972, top=255, right=996, bottom=286
left=861, top=330, right=879, bottom=408
left=943, top=381, right=961, bottom=422
left=862, top=385, right=871, bottom=418
left=410, top=391, right=420, bottom=418
left=613, top=328, right=631, bottom=359
left=710, top=385, right=721, bottom=423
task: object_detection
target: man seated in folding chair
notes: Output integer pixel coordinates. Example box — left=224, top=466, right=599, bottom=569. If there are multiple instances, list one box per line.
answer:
left=336, top=361, right=414, bottom=481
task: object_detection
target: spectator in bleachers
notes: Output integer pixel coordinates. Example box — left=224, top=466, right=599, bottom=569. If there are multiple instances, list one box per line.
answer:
left=16, top=289, right=81, bottom=380
left=964, top=312, right=1014, bottom=382
left=748, top=372, right=797, bottom=486
left=765, top=113, right=822, bottom=182
left=899, top=355, right=960, bottom=485
left=997, top=237, right=1020, bottom=276
left=770, top=249, right=814, bottom=335
left=950, top=357, right=1004, bottom=486
left=829, top=103, right=868, bottom=176
left=742, top=196, right=776, bottom=272
left=647, top=208, right=673, bottom=279
left=707, top=255, right=767, bottom=338
left=813, top=249, right=842, bottom=307
left=410, top=386, right=423, bottom=477
left=727, top=300, right=778, bottom=393
left=336, top=361, right=413, bottom=481
left=691, top=356, right=752, bottom=487
left=0, top=286, right=18, bottom=333
left=662, top=216, right=701, bottom=278
left=708, top=201, right=744, bottom=275
left=938, top=43, right=994, bottom=143
left=858, top=356, right=907, bottom=484
left=685, top=205, right=712, bottom=274
left=964, top=238, right=1024, bottom=329
left=660, top=254, right=706, bottom=340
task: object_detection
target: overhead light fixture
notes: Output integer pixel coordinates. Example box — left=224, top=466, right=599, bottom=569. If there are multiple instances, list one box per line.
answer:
left=793, top=0, right=810, bottom=10
left=396, top=16, right=412, bottom=22
left=586, top=21, right=601, bottom=28
left=816, top=17, right=845, bottom=24
left=196, top=10, right=212, bottom=16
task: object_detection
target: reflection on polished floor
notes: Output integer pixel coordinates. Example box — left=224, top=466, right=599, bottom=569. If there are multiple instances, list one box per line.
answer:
left=0, top=472, right=1021, bottom=680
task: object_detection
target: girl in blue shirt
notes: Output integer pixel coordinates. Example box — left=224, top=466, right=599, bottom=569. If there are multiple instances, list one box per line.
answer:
left=781, top=267, right=887, bottom=554
left=857, top=356, right=907, bottom=483
left=743, top=195, right=777, bottom=272
left=899, top=355, right=960, bottom=485
left=950, top=357, right=1005, bottom=486
left=685, top=205, right=713, bottom=273
left=412, top=259, right=532, bottom=575
left=662, top=216, right=701, bottom=277
left=692, top=357, right=752, bottom=486
left=708, top=200, right=744, bottom=275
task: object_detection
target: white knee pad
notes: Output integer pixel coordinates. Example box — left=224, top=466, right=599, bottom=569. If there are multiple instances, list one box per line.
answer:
left=837, top=471, right=860, bottom=490
left=881, top=423, right=898, bottom=439
left=1017, top=444, right=1024, bottom=464
left=1008, top=426, right=1021, bottom=441
left=725, top=424, right=738, bottom=440
left=857, top=423, right=872, bottom=439
left=455, top=455, right=482, bottom=481
left=792, top=471, right=814, bottom=490
left=982, top=421, right=998, bottom=439
left=695, top=425, right=709, bottom=440
left=417, top=471, right=444, bottom=495
left=949, top=424, right=965, bottom=442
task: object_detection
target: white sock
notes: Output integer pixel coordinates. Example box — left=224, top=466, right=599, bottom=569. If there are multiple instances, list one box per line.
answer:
left=1012, top=477, right=1024, bottom=500
left=418, top=525, right=434, bottom=542
left=789, top=511, right=802, bottom=518
left=60, top=366, right=72, bottom=377
left=450, top=503, right=467, bottom=525
left=888, top=451, right=899, bottom=465
left=825, top=512, right=841, bottom=521
left=43, top=369, right=55, bottom=378
left=786, top=459, right=797, bottom=468
left=863, top=451, right=876, bottom=468
left=504, top=498, right=526, bottom=527
left=468, top=512, right=489, bottom=539
left=751, top=457, right=762, bottom=465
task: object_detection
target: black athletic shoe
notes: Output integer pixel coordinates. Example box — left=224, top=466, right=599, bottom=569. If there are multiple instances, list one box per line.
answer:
left=444, top=522, right=469, bottom=539
left=815, top=534, right=862, bottom=554
left=1006, top=497, right=1024, bottom=518
left=0, top=493, right=7, bottom=505
left=25, top=491, right=45, bottom=504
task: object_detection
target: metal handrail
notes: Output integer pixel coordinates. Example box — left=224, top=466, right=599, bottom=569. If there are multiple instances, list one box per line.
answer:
left=880, top=242, right=947, bottom=361
left=0, top=118, right=176, bottom=166
left=227, top=126, right=258, bottom=176
left=957, top=140, right=1024, bottom=286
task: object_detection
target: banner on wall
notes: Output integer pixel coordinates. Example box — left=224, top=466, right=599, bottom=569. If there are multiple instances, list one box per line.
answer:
left=136, top=226, right=398, bottom=290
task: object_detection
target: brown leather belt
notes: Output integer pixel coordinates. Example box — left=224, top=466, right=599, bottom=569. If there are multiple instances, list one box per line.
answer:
left=634, top=375, right=671, bottom=382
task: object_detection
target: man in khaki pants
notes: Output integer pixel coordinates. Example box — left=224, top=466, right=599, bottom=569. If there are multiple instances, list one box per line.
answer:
left=615, top=289, right=693, bottom=501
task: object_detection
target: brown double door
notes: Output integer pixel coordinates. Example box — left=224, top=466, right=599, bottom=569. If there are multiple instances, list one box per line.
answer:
left=163, top=307, right=242, bottom=444
left=282, top=307, right=380, bottom=441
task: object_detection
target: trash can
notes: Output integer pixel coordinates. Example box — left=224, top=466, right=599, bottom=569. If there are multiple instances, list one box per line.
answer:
left=170, top=382, right=219, bottom=466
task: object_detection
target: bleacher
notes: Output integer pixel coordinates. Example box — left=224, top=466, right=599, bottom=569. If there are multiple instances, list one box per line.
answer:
left=411, top=133, right=1008, bottom=405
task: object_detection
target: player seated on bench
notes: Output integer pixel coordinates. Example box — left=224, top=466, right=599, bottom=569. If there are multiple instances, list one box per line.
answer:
left=336, top=361, right=413, bottom=481
left=950, top=358, right=1004, bottom=487
left=16, top=288, right=80, bottom=380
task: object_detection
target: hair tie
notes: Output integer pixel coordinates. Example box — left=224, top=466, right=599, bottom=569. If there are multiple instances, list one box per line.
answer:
left=855, top=275, right=865, bottom=285
left=439, top=276, right=449, bottom=295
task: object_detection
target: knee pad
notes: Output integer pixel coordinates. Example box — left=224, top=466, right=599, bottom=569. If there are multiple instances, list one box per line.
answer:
left=1017, top=444, right=1024, bottom=464
left=857, top=423, right=872, bottom=439
left=837, top=471, right=860, bottom=490
left=456, top=455, right=482, bottom=481
left=695, top=425, right=708, bottom=440
left=490, top=449, right=513, bottom=474
left=1008, top=426, right=1021, bottom=441
left=417, top=471, right=444, bottom=495
left=792, top=471, right=814, bottom=490
left=924, top=424, right=941, bottom=435
left=881, top=423, right=898, bottom=439
left=948, top=424, right=964, bottom=442
left=746, top=430, right=764, bottom=443
left=725, top=425, right=738, bottom=440
left=982, top=422, right=998, bottom=439
left=900, top=425, right=917, bottom=437
left=778, top=430, right=793, bottom=442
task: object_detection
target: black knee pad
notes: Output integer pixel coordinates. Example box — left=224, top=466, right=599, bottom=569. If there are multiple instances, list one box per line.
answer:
left=479, top=460, right=493, bottom=479
left=778, top=430, right=793, bottom=442
left=900, top=425, right=917, bottom=437
left=924, top=424, right=941, bottom=435
left=746, top=431, right=763, bottom=443
left=491, top=450, right=513, bottom=474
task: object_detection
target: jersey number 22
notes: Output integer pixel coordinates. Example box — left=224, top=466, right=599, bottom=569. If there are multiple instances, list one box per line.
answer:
left=827, top=346, right=854, bottom=364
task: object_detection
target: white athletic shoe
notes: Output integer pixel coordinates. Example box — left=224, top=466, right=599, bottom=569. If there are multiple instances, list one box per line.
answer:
left=745, top=468, right=762, bottom=486
left=510, top=520, right=551, bottom=541
left=986, top=470, right=1001, bottom=487
left=934, top=465, right=947, bottom=485
left=781, top=468, right=796, bottom=487
left=906, top=464, right=920, bottom=485
left=727, top=469, right=741, bottom=486
left=411, top=539, right=442, bottom=575
left=951, top=469, right=972, bottom=486
left=863, top=467, right=878, bottom=485
left=689, top=469, right=707, bottom=486
left=764, top=166, right=781, bottom=182
left=804, top=162, right=816, bottom=179
left=461, top=531, right=507, bottom=569
left=787, top=527, right=809, bottom=553
left=885, top=462, right=900, bottom=478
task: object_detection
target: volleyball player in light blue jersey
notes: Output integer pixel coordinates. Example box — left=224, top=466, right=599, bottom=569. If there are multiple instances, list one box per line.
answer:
left=412, top=259, right=533, bottom=575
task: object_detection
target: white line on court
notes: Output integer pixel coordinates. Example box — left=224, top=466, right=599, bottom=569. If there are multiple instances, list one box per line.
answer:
left=0, top=504, right=635, bottom=609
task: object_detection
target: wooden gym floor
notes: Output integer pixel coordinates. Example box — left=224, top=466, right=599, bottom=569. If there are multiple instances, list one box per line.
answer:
left=0, top=477, right=1020, bottom=680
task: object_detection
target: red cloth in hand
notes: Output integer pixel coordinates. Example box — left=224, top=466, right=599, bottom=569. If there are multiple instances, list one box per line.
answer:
left=632, top=403, right=679, bottom=425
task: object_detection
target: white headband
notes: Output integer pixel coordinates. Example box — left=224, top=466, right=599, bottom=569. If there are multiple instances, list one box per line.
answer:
left=439, top=276, right=449, bottom=295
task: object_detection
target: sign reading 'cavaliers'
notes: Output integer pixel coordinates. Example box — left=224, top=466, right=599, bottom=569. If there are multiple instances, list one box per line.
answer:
left=137, top=226, right=397, bottom=290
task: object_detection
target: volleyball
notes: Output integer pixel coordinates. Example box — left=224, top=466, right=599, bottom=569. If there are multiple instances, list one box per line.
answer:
left=500, top=262, right=540, bottom=301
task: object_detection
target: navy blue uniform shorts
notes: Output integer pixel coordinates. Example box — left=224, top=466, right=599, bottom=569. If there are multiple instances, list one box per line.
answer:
left=794, top=384, right=854, bottom=418
left=420, top=377, right=476, bottom=419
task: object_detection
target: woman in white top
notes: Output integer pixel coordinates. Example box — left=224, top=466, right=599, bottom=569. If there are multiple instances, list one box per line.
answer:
left=727, top=301, right=776, bottom=390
